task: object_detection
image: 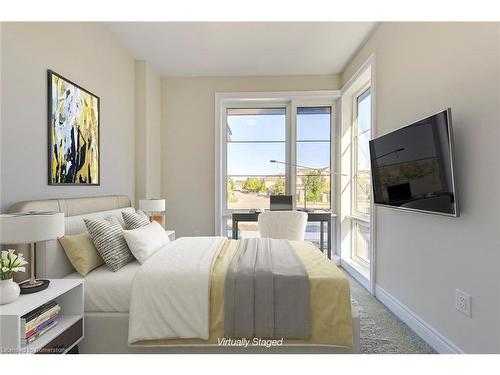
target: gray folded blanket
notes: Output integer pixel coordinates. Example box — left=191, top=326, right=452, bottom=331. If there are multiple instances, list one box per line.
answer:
left=224, top=238, right=310, bottom=339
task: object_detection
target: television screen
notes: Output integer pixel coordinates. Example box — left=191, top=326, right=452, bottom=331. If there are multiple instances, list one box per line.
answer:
left=369, top=109, right=459, bottom=216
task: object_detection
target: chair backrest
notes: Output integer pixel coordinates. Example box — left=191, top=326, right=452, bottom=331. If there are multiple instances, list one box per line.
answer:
left=257, top=211, right=308, bottom=241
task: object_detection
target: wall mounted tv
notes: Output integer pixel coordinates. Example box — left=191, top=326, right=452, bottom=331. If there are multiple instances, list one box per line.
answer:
left=369, top=108, right=459, bottom=217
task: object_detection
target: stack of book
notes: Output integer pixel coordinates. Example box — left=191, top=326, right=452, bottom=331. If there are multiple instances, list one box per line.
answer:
left=20, top=301, right=61, bottom=346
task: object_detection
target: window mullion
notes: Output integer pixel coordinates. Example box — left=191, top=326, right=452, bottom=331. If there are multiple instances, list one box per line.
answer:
left=288, top=102, right=296, bottom=199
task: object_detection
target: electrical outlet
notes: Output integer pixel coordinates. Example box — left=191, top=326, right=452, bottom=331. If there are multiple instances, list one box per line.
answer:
left=455, top=289, right=472, bottom=317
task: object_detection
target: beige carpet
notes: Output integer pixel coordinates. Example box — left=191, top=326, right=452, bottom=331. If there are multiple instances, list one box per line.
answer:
left=345, top=270, right=437, bottom=354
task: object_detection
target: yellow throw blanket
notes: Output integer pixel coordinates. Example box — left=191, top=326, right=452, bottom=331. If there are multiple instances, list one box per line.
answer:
left=133, top=239, right=353, bottom=348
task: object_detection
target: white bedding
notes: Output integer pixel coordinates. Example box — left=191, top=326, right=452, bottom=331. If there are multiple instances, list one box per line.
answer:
left=65, top=236, right=226, bottom=343
left=128, top=236, right=225, bottom=344
left=66, top=261, right=141, bottom=312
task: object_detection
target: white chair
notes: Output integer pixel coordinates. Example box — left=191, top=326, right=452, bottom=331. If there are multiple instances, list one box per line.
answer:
left=258, top=211, right=308, bottom=241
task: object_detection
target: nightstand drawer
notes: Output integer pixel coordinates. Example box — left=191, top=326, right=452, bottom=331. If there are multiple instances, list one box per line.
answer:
left=36, top=318, right=82, bottom=354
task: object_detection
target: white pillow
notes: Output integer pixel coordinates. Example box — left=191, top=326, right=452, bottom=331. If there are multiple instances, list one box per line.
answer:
left=122, top=221, right=170, bottom=264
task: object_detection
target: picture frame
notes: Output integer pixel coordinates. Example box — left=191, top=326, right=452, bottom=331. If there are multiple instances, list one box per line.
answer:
left=47, top=70, right=100, bottom=185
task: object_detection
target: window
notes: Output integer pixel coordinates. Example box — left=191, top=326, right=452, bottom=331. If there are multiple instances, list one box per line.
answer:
left=353, top=89, right=372, bottom=217
left=339, top=60, right=373, bottom=283
left=217, top=94, right=337, bottom=243
left=296, top=107, right=332, bottom=211
left=351, top=87, right=371, bottom=265
left=226, top=108, right=286, bottom=211
left=352, top=221, right=370, bottom=263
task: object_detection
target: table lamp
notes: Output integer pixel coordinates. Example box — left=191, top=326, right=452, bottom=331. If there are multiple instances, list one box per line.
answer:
left=0, top=212, right=65, bottom=293
left=139, top=199, right=166, bottom=228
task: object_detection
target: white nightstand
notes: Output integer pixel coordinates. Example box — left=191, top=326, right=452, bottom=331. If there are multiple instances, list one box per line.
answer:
left=0, top=279, right=84, bottom=354
left=165, top=230, right=175, bottom=241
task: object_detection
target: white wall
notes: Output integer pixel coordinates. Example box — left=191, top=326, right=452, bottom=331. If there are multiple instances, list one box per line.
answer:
left=0, top=23, right=3, bottom=208
left=342, top=22, right=500, bottom=353
left=135, top=61, right=147, bottom=203
left=0, top=23, right=136, bottom=212
left=162, top=75, right=340, bottom=236
left=145, top=64, right=162, bottom=199
left=135, top=60, right=162, bottom=204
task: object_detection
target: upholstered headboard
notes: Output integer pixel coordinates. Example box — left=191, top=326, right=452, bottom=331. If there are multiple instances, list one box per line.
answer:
left=8, top=195, right=133, bottom=279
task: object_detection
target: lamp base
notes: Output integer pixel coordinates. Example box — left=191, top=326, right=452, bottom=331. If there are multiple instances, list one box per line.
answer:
left=150, top=214, right=165, bottom=228
left=19, top=279, right=50, bottom=294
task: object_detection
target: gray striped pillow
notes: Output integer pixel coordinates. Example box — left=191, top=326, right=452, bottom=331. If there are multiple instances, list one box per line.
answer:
left=84, top=217, right=134, bottom=271
left=122, top=210, right=150, bottom=230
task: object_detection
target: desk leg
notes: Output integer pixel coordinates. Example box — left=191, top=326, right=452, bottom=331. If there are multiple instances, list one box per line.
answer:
left=320, top=221, right=324, bottom=253
left=327, top=219, right=331, bottom=259
left=232, top=219, right=238, bottom=240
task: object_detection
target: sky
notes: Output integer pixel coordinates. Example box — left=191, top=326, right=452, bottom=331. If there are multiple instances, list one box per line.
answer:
left=226, top=100, right=371, bottom=176
left=227, top=111, right=329, bottom=176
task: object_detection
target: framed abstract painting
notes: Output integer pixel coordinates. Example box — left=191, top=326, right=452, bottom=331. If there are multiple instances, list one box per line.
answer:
left=48, top=70, right=100, bottom=185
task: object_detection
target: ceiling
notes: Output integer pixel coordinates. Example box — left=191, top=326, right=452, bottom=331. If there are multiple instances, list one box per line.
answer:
left=105, top=22, right=377, bottom=77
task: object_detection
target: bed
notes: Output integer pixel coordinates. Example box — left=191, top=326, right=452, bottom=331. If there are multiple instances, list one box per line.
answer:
left=9, top=195, right=360, bottom=354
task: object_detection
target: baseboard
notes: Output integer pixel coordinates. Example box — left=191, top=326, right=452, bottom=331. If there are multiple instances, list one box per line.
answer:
left=341, top=259, right=370, bottom=291
left=375, top=285, right=464, bottom=354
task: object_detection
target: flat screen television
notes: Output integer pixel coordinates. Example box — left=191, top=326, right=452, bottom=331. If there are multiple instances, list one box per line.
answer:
left=369, top=108, right=459, bottom=216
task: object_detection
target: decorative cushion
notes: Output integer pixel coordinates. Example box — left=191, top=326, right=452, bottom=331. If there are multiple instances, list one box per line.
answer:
left=84, top=217, right=134, bottom=271
left=59, top=233, right=104, bottom=276
left=122, top=210, right=150, bottom=230
left=122, top=221, right=170, bottom=264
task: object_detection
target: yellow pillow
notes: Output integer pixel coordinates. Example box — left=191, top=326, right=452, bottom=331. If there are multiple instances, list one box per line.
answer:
left=59, top=233, right=104, bottom=276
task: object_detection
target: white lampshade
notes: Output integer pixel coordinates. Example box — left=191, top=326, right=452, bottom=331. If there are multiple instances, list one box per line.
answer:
left=139, top=199, right=165, bottom=213
left=0, top=212, right=65, bottom=244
